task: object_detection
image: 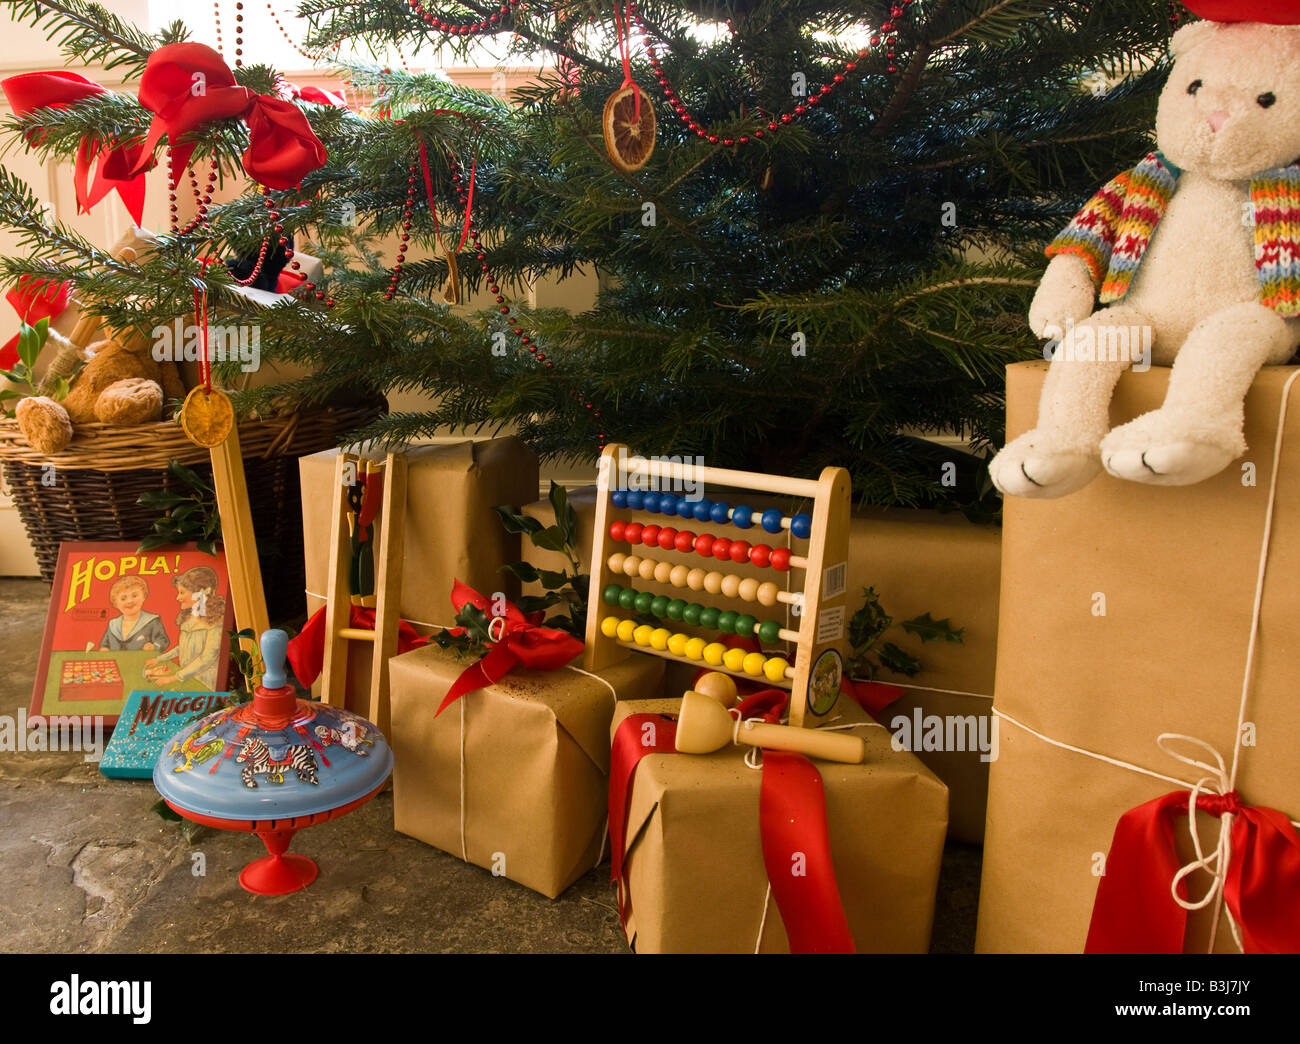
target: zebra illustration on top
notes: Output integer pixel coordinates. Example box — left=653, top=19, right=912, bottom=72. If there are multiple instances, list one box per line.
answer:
left=314, top=721, right=374, bottom=755
left=235, top=737, right=319, bottom=788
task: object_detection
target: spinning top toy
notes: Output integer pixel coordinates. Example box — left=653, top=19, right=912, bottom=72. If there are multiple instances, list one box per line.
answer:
left=674, top=689, right=866, bottom=764
left=153, top=629, right=393, bottom=895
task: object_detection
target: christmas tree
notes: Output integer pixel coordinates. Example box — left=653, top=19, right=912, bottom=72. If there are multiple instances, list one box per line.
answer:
left=0, top=0, right=1178, bottom=516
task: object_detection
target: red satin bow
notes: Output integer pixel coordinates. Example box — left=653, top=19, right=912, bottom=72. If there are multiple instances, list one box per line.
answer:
left=1, top=70, right=152, bottom=225
left=436, top=580, right=585, bottom=715
left=133, top=43, right=326, bottom=190
left=1, top=277, right=70, bottom=370
left=1086, top=788, right=1300, bottom=954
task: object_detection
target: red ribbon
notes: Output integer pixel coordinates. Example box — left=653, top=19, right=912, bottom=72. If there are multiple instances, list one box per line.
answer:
left=1, top=70, right=152, bottom=225
left=436, top=580, right=585, bottom=716
left=133, top=43, right=326, bottom=190
left=1085, top=788, right=1300, bottom=954
left=285, top=604, right=429, bottom=689
left=842, top=678, right=907, bottom=717
left=1, top=277, right=70, bottom=369
left=608, top=688, right=855, bottom=953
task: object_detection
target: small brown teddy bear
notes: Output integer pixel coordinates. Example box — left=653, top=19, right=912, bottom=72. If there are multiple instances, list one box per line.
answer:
left=15, top=328, right=186, bottom=454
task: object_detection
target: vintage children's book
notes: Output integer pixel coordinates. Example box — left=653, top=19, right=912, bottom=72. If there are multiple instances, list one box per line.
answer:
left=99, top=689, right=234, bottom=779
left=31, top=542, right=235, bottom=727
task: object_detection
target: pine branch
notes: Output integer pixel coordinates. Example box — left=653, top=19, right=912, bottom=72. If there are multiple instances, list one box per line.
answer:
left=0, top=0, right=176, bottom=77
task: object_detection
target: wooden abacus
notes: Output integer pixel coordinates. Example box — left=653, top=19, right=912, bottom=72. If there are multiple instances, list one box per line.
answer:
left=584, top=444, right=851, bottom=728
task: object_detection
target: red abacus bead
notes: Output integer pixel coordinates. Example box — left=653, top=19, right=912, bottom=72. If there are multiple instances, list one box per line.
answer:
left=711, top=537, right=732, bottom=560
left=674, top=530, right=695, bottom=553
left=729, top=540, right=751, bottom=564
left=657, top=527, right=677, bottom=550
left=770, top=547, right=792, bottom=571
left=693, top=534, right=715, bottom=558
left=609, top=520, right=627, bottom=543
left=641, top=524, right=661, bottom=547
left=624, top=522, right=645, bottom=544
left=749, top=544, right=772, bottom=568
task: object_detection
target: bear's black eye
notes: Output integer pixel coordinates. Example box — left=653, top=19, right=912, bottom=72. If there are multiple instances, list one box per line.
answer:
left=1258, top=92, right=1277, bottom=108
left=1187, top=79, right=1203, bottom=95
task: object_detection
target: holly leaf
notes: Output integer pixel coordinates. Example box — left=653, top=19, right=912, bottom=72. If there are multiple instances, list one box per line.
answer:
left=529, top=525, right=569, bottom=552
left=500, top=561, right=540, bottom=583
left=848, top=586, right=891, bottom=653
left=535, top=568, right=571, bottom=590
left=515, top=593, right=561, bottom=615
left=491, top=504, right=543, bottom=535
left=548, top=481, right=573, bottom=543
left=901, top=612, right=965, bottom=644
left=878, top=642, right=922, bottom=677
left=137, top=533, right=176, bottom=552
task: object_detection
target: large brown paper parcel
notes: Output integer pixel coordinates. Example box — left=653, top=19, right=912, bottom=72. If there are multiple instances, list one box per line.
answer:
left=978, top=361, right=1300, bottom=954
left=525, top=489, right=998, bottom=843
left=389, top=643, right=665, bottom=900
left=611, top=694, right=948, bottom=953
left=299, top=438, right=539, bottom=712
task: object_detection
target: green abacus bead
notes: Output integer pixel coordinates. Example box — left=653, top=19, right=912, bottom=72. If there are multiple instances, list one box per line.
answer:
left=618, top=588, right=637, bottom=610
left=716, top=610, right=738, bottom=634
left=603, top=584, right=623, bottom=606
left=634, top=591, right=654, bottom=613
left=683, top=603, right=704, bottom=626
left=650, top=595, right=671, bottom=618
left=734, top=613, right=757, bottom=638
left=757, top=618, right=781, bottom=644
left=666, top=599, right=687, bottom=621
left=699, top=606, right=720, bottom=630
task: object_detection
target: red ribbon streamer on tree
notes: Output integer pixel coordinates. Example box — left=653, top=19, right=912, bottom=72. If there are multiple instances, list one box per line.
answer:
left=435, top=580, right=585, bottom=715
left=131, top=42, right=326, bottom=190
left=1085, top=788, right=1300, bottom=953
left=0, top=70, right=153, bottom=225
left=1, top=277, right=71, bottom=370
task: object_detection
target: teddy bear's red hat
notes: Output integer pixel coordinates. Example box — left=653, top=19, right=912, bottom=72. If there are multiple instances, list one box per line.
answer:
left=1182, top=1, right=1300, bottom=22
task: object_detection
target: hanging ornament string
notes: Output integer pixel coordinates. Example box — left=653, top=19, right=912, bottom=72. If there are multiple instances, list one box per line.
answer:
left=195, top=257, right=214, bottom=394
left=179, top=256, right=235, bottom=448
left=613, top=1, right=641, bottom=123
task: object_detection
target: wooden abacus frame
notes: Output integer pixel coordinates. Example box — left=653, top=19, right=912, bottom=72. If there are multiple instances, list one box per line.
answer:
left=584, top=444, right=851, bottom=728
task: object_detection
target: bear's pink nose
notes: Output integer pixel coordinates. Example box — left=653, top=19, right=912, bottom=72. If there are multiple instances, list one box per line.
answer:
left=1207, top=110, right=1230, bottom=133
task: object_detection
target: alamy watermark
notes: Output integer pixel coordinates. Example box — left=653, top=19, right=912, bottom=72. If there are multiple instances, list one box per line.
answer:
left=151, top=319, right=260, bottom=373
left=1042, top=318, right=1151, bottom=372
left=890, top=708, right=998, bottom=763
left=600, top=445, right=705, bottom=502
left=0, top=710, right=105, bottom=762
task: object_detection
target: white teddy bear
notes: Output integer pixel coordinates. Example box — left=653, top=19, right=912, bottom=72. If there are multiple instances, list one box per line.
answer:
left=990, top=16, right=1300, bottom=498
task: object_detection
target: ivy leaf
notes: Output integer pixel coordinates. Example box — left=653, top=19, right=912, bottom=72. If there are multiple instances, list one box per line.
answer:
left=901, top=612, right=965, bottom=644
left=878, top=642, right=922, bottom=677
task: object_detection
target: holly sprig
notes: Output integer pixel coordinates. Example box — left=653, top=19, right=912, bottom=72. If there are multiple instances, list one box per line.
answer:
left=846, top=585, right=964, bottom=680
left=491, top=481, right=589, bottom=639
left=0, top=318, right=74, bottom=415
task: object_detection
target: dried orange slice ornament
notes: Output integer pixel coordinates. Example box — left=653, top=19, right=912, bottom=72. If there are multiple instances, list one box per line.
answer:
left=603, top=84, right=656, bottom=172
left=179, top=386, right=234, bottom=447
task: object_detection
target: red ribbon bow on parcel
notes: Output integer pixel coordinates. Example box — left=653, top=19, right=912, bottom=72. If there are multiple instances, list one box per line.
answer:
left=1086, top=734, right=1300, bottom=954
left=132, top=42, right=326, bottom=190
left=0, top=70, right=153, bottom=224
left=436, top=580, right=585, bottom=716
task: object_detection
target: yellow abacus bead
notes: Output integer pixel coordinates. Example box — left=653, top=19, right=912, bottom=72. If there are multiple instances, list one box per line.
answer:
left=600, top=616, right=620, bottom=638
left=622, top=555, right=642, bottom=577
left=650, top=627, right=671, bottom=651
left=742, top=651, right=766, bottom=677
left=722, top=647, right=747, bottom=673
left=670, top=564, right=690, bottom=588
left=638, top=558, right=658, bottom=581
left=687, top=568, right=707, bottom=591
left=764, top=656, right=791, bottom=683
left=684, top=637, right=707, bottom=660
left=720, top=574, right=741, bottom=599
left=608, top=553, right=627, bottom=573
left=703, top=642, right=726, bottom=666
left=667, top=632, right=689, bottom=657
left=654, top=561, right=674, bottom=584
left=757, top=582, right=780, bottom=607
left=738, top=578, right=760, bottom=602
left=633, top=624, right=655, bottom=647
left=616, top=619, right=638, bottom=643
left=704, top=571, right=724, bottom=595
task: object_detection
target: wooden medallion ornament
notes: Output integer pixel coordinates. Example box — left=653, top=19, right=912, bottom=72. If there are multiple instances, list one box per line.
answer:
left=603, top=3, right=655, bottom=172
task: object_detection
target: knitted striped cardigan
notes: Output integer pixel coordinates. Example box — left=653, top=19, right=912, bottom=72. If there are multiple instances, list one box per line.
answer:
left=1046, top=152, right=1300, bottom=318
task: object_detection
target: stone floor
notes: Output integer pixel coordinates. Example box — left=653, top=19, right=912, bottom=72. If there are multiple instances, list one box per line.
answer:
left=0, top=578, right=980, bottom=954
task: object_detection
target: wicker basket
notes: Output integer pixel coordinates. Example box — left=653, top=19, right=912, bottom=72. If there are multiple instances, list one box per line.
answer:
left=0, top=401, right=384, bottom=622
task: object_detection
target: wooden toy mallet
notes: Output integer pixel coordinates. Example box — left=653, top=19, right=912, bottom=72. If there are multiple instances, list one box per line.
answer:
left=675, top=689, right=866, bottom=763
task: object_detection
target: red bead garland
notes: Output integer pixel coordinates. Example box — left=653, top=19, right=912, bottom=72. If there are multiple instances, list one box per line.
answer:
left=407, top=0, right=522, bottom=36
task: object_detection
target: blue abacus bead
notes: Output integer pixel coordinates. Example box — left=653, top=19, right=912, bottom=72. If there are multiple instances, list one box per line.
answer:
left=761, top=508, right=784, bottom=534
left=659, top=493, right=678, bottom=516
left=611, top=490, right=628, bottom=508
left=643, top=492, right=662, bottom=513
left=731, top=505, right=754, bottom=529
left=692, top=499, right=713, bottom=522
left=790, top=512, right=813, bottom=539
left=709, top=501, right=731, bottom=525
left=676, top=498, right=695, bottom=519
left=626, top=490, right=645, bottom=510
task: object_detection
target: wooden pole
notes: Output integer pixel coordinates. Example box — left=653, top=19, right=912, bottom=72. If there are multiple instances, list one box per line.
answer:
left=209, top=424, right=269, bottom=660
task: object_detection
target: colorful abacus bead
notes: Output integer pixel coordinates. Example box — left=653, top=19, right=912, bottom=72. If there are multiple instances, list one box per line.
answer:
left=750, top=544, right=772, bottom=568
left=650, top=595, right=670, bottom=617
left=603, top=584, right=622, bottom=605
left=692, top=500, right=712, bottom=522
left=790, top=512, right=813, bottom=539
left=619, top=588, right=637, bottom=609
left=650, top=627, right=671, bottom=651
left=771, top=548, right=792, bottom=571
left=703, top=642, right=726, bottom=666
left=643, top=492, right=662, bottom=513
left=731, top=505, right=754, bottom=529
left=625, top=521, right=645, bottom=544
left=717, top=609, right=738, bottom=633
left=757, top=582, right=780, bottom=606
left=612, top=491, right=628, bottom=508
left=685, top=636, right=707, bottom=660
left=659, top=493, right=678, bottom=515
left=729, top=540, right=751, bottom=564
left=627, top=491, right=644, bottom=510
left=738, top=577, right=759, bottom=601
left=609, top=520, right=627, bottom=542
left=757, top=618, right=782, bottom=643
left=742, top=651, right=766, bottom=676
left=601, top=616, right=620, bottom=637
left=734, top=613, right=757, bottom=637
left=720, top=574, right=741, bottom=598
left=764, top=656, right=790, bottom=683
left=761, top=508, right=784, bottom=533
left=722, top=647, right=747, bottom=672
left=641, top=524, right=661, bottom=546
left=617, top=619, right=637, bottom=642
left=711, top=537, right=732, bottom=559
left=709, top=501, right=730, bottom=524
left=657, top=527, right=678, bottom=550
left=694, top=534, right=715, bottom=557
left=634, top=591, right=654, bottom=613
left=674, top=529, right=696, bottom=552
left=676, top=498, right=695, bottom=519
left=667, top=632, right=689, bottom=656
left=633, top=624, right=655, bottom=646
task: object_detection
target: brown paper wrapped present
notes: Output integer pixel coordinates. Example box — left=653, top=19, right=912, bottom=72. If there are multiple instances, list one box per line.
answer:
left=524, top=487, right=999, bottom=843
left=389, top=642, right=665, bottom=900
left=299, top=438, right=539, bottom=711
left=610, top=693, right=948, bottom=953
left=978, top=361, right=1300, bottom=953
